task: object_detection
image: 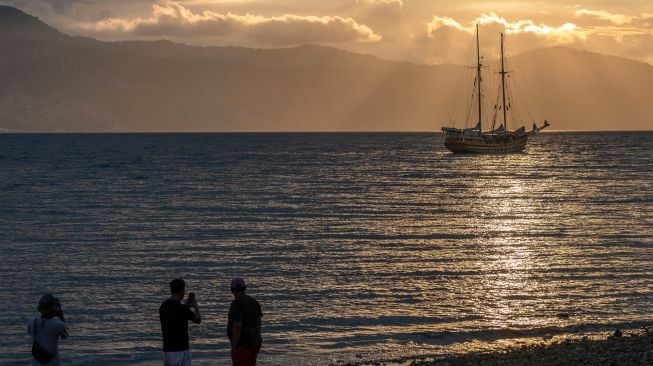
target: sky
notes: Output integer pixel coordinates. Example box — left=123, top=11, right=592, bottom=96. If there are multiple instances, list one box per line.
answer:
left=3, top=0, right=653, bottom=65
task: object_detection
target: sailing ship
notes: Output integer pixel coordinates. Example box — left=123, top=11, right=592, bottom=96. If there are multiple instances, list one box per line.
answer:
left=441, top=25, right=549, bottom=153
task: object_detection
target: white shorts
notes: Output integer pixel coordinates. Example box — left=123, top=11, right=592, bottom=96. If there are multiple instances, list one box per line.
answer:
left=163, top=350, right=191, bottom=366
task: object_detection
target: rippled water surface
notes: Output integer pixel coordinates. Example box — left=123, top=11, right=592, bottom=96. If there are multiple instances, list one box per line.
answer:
left=1, top=132, right=651, bottom=365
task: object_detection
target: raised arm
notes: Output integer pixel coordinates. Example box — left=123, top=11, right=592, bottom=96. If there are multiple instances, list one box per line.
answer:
left=58, top=309, right=69, bottom=339
left=192, top=304, right=201, bottom=324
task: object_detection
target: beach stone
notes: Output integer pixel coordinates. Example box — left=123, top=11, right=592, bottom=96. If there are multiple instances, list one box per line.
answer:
left=613, top=329, right=623, bottom=338
left=412, top=332, right=653, bottom=366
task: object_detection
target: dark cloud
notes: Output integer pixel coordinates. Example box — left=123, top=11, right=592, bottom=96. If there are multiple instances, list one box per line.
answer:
left=2, top=0, right=88, bottom=14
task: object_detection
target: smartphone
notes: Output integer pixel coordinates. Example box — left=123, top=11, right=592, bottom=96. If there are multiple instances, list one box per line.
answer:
left=186, top=293, right=196, bottom=306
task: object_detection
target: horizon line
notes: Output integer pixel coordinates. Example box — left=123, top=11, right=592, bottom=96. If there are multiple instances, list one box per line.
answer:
left=1, top=130, right=651, bottom=134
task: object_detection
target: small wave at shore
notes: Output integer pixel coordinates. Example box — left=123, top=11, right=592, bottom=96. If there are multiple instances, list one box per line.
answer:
left=418, top=320, right=653, bottom=345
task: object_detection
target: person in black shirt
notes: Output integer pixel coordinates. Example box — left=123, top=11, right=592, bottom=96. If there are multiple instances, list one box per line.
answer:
left=227, top=277, right=262, bottom=366
left=159, top=279, right=201, bottom=366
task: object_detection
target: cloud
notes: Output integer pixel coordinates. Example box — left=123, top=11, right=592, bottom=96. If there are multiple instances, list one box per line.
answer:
left=418, top=9, right=653, bottom=65
left=356, top=0, right=403, bottom=9
left=419, top=13, right=588, bottom=64
left=568, top=9, right=653, bottom=63
left=4, top=0, right=75, bottom=15
left=74, top=1, right=382, bottom=45
left=7, top=1, right=653, bottom=65
left=574, top=9, right=633, bottom=26
left=428, top=13, right=582, bottom=42
left=353, top=0, right=403, bottom=32
left=245, top=14, right=381, bottom=45
left=477, top=13, right=580, bottom=40
left=573, top=8, right=653, bottom=36
left=40, top=0, right=74, bottom=14
left=427, top=16, right=468, bottom=34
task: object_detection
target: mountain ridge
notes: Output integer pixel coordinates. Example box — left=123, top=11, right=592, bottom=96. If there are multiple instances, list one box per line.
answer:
left=0, top=5, right=70, bottom=42
left=0, top=5, right=651, bottom=132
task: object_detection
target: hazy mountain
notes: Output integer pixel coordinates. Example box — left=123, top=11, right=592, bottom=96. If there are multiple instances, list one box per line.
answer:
left=0, top=5, right=651, bottom=132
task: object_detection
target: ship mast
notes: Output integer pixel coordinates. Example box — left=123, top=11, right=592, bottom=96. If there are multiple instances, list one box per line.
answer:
left=476, top=24, right=482, bottom=132
left=500, top=32, right=507, bottom=130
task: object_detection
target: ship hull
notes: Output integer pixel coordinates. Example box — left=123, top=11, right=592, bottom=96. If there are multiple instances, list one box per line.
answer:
left=443, top=131, right=528, bottom=154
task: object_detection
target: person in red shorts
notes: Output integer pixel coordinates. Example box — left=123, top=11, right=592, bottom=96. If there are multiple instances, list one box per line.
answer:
left=227, top=277, right=262, bottom=366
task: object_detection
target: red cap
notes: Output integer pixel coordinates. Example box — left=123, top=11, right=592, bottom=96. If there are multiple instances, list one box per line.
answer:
left=230, top=277, right=246, bottom=290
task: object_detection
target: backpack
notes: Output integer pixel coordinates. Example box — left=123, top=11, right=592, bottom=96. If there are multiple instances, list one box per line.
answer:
left=32, top=318, right=56, bottom=364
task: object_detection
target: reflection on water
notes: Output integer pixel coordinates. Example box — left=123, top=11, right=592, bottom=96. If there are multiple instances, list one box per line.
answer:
left=0, top=132, right=651, bottom=365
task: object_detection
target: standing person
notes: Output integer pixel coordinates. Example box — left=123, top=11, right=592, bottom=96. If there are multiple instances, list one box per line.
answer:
left=159, top=279, right=202, bottom=366
left=27, top=294, right=69, bottom=366
left=228, top=277, right=262, bottom=366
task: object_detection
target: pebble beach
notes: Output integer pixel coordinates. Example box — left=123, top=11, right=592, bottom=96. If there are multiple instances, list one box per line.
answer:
left=409, top=330, right=653, bottom=366
left=331, top=329, right=653, bottom=366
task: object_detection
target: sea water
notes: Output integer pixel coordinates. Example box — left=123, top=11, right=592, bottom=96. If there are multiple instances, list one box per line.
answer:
left=0, top=132, right=651, bottom=365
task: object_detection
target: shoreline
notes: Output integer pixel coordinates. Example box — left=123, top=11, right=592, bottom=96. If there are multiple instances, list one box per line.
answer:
left=408, top=329, right=653, bottom=366
left=331, top=329, right=653, bottom=366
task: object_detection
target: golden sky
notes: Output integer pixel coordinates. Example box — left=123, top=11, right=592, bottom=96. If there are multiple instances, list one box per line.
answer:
left=4, top=0, right=653, bottom=64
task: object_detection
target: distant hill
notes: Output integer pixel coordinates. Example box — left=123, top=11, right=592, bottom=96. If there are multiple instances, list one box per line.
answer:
left=0, top=5, right=651, bottom=132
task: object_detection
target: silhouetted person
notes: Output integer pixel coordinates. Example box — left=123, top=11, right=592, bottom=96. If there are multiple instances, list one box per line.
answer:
left=228, top=277, right=262, bottom=366
left=28, top=294, right=69, bottom=366
left=160, top=279, right=201, bottom=366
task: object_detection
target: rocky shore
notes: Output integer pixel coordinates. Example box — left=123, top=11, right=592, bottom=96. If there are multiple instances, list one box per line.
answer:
left=409, top=330, right=653, bottom=366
